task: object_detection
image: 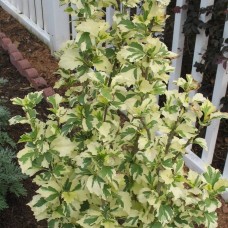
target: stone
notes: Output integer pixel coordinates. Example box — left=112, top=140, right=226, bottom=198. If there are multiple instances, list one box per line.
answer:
left=7, top=43, right=18, bottom=54
left=0, top=32, right=6, bottom=46
left=24, top=68, right=39, bottom=83
left=10, top=52, right=23, bottom=67
left=1, top=38, right=12, bottom=51
left=31, top=77, right=48, bottom=90
left=42, top=87, right=55, bottom=98
left=16, top=59, right=32, bottom=77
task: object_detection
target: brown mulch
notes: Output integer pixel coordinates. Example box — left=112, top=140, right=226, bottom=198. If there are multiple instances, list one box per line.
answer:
left=0, top=44, right=47, bottom=227
left=0, top=7, right=59, bottom=87
left=0, top=5, right=228, bottom=228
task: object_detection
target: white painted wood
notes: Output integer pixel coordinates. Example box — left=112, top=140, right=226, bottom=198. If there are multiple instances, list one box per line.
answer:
left=221, top=191, right=228, bottom=203
left=16, top=0, right=23, bottom=12
left=22, top=0, right=29, bottom=17
left=28, top=0, right=36, bottom=23
left=189, top=0, right=214, bottom=98
left=42, top=0, right=49, bottom=32
left=202, top=20, right=228, bottom=165
left=223, top=154, right=228, bottom=202
left=184, top=148, right=206, bottom=174
left=34, top=0, right=43, bottom=29
left=106, top=6, right=115, bottom=27
left=136, top=4, right=142, bottom=15
left=168, top=0, right=188, bottom=90
left=0, top=0, right=51, bottom=47
left=42, top=0, right=70, bottom=52
left=191, top=0, right=214, bottom=83
left=223, top=151, right=228, bottom=179
left=11, top=0, right=16, bottom=7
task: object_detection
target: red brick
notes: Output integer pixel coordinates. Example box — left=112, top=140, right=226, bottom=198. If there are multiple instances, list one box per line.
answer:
left=0, top=32, right=6, bottom=37
left=16, top=59, right=32, bottom=77
left=0, top=32, right=6, bottom=40
left=0, top=33, right=6, bottom=46
left=7, top=43, right=18, bottom=54
left=10, top=51, right=23, bottom=62
left=31, top=77, right=48, bottom=90
left=24, top=68, right=39, bottom=82
left=10, top=52, right=23, bottom=67
left=42, top=87, right=55, bottom=98
left=1, top=38, right=12, bottom=51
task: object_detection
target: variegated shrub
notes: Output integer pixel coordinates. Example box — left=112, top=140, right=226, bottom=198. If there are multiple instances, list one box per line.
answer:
left=10, top=0, right=228, bottom=227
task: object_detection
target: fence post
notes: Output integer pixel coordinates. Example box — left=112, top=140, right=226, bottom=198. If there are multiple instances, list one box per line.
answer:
left=201, top=19, right=228, bottom=165
left=42, top=0, right=70, bottom=52
left=190, top=0, right=214, bottom=93
left=168, top=0, right=188, bottom=90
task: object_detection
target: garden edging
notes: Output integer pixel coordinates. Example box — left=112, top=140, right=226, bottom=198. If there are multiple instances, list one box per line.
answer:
left=0, top=31, right=55, bottom=99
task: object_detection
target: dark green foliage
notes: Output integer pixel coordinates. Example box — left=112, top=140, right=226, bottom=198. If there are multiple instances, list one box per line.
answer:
left=0, top=78, right=27, bottom=211
left=0, top=132, right=16, bottom=149
left=0, top=105, right=16, bottom=149
left=0, top=106, right=10, bottom=129
left=0, top=148, right=27, bottom=211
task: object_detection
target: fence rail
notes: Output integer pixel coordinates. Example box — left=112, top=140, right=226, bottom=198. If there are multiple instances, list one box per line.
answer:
left=0, top=0, right=71, bottom=51
left=0, top=0, right=228, bottom=199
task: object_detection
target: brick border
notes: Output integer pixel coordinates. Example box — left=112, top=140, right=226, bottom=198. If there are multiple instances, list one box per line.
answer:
left=0, top=32, right=55, bottom=99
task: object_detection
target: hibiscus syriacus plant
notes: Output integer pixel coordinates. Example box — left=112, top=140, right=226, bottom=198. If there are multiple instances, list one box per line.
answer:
left=10, top=0, right=228, bottom=227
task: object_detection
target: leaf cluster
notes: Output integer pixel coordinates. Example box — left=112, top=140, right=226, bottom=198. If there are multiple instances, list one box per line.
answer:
left=10, top=0, right=228, bottom=227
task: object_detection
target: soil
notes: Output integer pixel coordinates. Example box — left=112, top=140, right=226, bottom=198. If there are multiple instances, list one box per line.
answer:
left=0, top=4, right=228, bottom=228
left=0, top=7, right=59, bottom=87
left=0, top=42, right=48, bottom=227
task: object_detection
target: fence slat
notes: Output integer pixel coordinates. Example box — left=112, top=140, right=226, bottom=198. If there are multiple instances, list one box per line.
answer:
left=34, top=0, right=43, bottom=29
left=106, top=6, right=115, bottom=27
left=42, top=1, right=49, bottom=33
left=168, top=0, right=188, bottom=90
left=42, top=0, right=70, bottom=52
left=22, top=0, right=29, bottom=17
left=0, top=0, right=51, bottom=48
left=223, top=151, right=228, bottom=179
left=28, top=0, right=36, bottom=23
left=191, top=0, right=214, bottom=84
left=16, top=0, right=23, bottom=12
left=11, top=0, right=16, bottom=7
left=201, top=19, right=228, bottom=165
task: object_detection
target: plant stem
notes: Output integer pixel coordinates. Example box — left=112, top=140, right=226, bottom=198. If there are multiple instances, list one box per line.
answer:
left=140, top=117, right=151, bottom=140
left=103, top=61, right=118, bottom=122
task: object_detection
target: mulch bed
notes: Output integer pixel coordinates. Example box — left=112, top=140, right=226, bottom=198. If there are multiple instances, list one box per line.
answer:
left=0, top=42, right=47, bottom=227
left=0, top=5, right=228, bottom=228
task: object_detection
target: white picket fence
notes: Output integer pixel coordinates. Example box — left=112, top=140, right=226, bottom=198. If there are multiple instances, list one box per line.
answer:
left=0, top=0, right=72, bottom=51
left=0, top=0, right=228, bottom=198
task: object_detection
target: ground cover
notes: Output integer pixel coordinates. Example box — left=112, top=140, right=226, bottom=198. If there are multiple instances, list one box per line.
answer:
left=0, top=5, right=227, bottom=228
